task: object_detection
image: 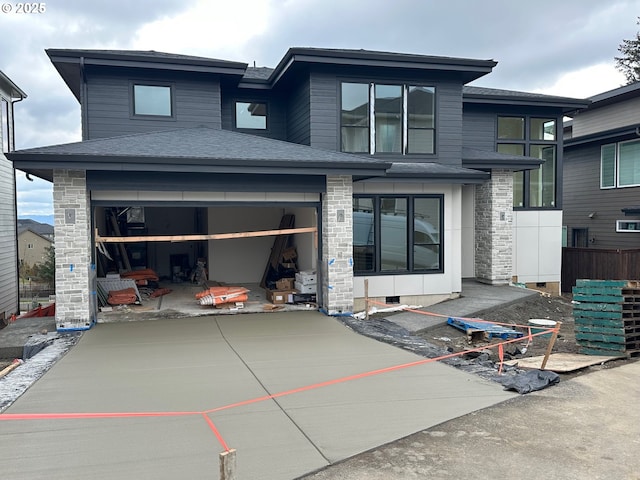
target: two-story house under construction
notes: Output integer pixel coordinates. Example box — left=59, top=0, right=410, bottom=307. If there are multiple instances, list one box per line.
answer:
left=8, top=48, right=586, bottom=330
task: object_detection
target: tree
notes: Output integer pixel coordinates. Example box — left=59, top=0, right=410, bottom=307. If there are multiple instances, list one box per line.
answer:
left=615, top=17, right=640, bottom=84
left=33, top=246, right=55, bottom=287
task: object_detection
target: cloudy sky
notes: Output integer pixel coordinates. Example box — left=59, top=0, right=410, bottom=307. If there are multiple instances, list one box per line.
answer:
left=1, top=0, right=637, bottom=222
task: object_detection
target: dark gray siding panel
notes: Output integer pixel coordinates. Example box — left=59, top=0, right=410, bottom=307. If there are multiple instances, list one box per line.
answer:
left=462, top=105, right=496, bottom=151
left=220, top=89, right=287, bottom=141
left=436, top=83, right=463, bottom=165
left=286, top=77, right=311, bottom=145
left=85, top=70, right=222, bottom=140
left=564, top=144, right=640, bottom=249
left=309, top=72, right=338, bottom=151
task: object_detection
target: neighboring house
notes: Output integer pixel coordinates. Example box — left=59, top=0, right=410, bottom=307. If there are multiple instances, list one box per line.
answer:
left=17, top=220, right=54, bottom=267
left=564, top=82, right=640, bottom=249
left=8, top=48, right=586, bottom=330
left=0, top=70, right=27, bottom=323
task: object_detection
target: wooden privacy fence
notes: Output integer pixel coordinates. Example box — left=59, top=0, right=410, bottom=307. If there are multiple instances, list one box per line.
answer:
left=561, top=247, right=640, bottom=292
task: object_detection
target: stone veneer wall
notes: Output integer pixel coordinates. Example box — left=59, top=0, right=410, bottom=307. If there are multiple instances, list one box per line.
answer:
left=53, top=169, right=95, bottom=329
left=321, top=175, right=354, bottom=315
left=475, top=169, right=513, bottom=285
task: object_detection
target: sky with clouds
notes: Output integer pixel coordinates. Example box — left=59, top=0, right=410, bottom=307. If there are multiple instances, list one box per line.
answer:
left=0, top=0, right=638, bottom=221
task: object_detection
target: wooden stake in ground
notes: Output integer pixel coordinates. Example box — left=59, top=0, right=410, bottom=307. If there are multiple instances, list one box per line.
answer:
left=219, top=449, right=237, bottom=480
left=540, top=321, right=562, bottom=370
left=0, top=359, right=23, bottom=379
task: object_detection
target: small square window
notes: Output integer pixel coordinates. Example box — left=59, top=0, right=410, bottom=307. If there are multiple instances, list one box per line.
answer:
left=133, top=85, right=172, bottom=116
left=235, top=102, right=267, bottom=129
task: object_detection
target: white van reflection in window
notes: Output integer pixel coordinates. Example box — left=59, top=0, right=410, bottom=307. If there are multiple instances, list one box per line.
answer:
left=353, top=211, right=440, bottom=271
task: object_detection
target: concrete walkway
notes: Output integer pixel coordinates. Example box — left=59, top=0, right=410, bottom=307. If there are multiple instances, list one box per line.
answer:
left=1, top=311, right=514, bottom=479
left=388, top=279, right=538, bottom=332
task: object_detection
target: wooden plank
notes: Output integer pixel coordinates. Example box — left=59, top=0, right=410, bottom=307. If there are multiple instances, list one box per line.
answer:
left=575, top=332, right=627, bottom=344
left=95, top=226, right=316, bottom=243
left=575, top=279, right=630, bottom=288
left=573, top=303, right=624, bottom=313
left=574, top=325, right=626, bottom=336
left=504, top=353, right=624, bottom=372
left=576, top=339, right=627, bottom=351
left=572, top=294, right=626, bottom=304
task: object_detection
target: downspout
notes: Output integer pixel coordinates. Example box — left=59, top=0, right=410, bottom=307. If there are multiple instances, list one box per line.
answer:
left=10, top=93, right=26, bottom=316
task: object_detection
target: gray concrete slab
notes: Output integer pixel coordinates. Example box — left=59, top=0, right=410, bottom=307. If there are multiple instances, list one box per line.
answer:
left=388, top=279, right=538, bottom=333
left=1, top=311, right=514, bottom=479
left=0, top=316, right=56, bottom=359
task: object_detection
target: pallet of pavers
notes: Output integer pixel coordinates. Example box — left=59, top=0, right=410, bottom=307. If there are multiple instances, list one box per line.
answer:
left=572, top=279, right=640, bottom=355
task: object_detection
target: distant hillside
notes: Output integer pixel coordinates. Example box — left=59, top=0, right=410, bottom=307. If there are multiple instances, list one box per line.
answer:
left=19, top=215, right=54, bottom=226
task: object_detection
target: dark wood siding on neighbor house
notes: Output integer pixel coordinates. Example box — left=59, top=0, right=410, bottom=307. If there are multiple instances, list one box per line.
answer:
left=564, top=143, right=640, bottom=249
left=85, top=69, right=222, bottom=140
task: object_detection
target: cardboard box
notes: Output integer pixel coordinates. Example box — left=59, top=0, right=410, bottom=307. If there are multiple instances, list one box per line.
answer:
left=276, top=277, right=295, bottom=290
left=267, top=289, right=296, bottom=304
left=295, top=281, right=316, bottom=294
left=295, top=270, right=317, bottom=285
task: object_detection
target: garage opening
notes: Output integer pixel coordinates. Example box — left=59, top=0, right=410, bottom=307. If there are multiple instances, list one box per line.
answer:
left=93, top=204, right=319, bottom=319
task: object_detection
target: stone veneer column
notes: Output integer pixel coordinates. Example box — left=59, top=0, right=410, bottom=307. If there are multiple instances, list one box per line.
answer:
left=475, top=169, right=513, bottom=285
left=53, top=169, right=94, bottom=329
left=321, top=175, right=354, bottom=315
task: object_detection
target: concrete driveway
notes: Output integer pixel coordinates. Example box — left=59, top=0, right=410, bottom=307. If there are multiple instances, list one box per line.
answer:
left=1, top=311, right=514, bottom=479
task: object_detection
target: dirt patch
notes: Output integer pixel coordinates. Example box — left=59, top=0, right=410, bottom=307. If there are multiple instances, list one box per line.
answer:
left=417, top=294, right=578, bottom=361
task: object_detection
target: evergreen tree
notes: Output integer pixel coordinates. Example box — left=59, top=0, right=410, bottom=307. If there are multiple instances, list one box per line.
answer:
left=615, top=17, right=640, bottom=84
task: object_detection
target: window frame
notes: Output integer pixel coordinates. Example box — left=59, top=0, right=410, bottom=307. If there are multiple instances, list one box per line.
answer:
left=340, top=81, right=436, bottom=156
left=352, top=194, right=444, bottom=276
left=496, top=115, right=559, bottom=210
left=599, top=139, right=640, bottom=189
left=130, top=82, right=175, bottom=119
left=234, top=100, right=269, bottom=131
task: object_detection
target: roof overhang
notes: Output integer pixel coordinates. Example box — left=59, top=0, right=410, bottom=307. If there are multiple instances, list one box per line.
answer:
left=357, top=162, right=489, bottom=184
left=565, top=124, right=640, bottom=148
left=46, top=49, right=248, bottom=101
left=8, top=126, right=392, bottom=182
left=269, top=48, right=497, bottom=87
left=463, top=86, right=589, bottom=113
left=0, top=70, right=27, bottom=100
left=461, top=147, right=543, bottom=171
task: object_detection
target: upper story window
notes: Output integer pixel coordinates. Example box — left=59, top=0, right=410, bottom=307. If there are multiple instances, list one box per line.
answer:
left=601, top=139, right=640, bottom=188
left=497, top=116, right=557, bottom=209
left=235, top=101, right=267, bottom=130
left=341, top=82, right=435, bottom=155
left=1, top=99, right=10, bottom=153
left=132, top=84, right=173, bottom=117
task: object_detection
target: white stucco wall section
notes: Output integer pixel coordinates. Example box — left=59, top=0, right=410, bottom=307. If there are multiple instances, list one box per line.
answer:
left=352, top=182, right=462, bottom=300
left=512, top=210, right=563, bottom=283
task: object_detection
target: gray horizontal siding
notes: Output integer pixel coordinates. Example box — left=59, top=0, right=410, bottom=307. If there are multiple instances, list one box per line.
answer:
left=0, top=154, right=18, bottom=318
left=564, top=144, right=640, bottom=249
left=309, top=71, right=338, bottom=151
left=220, top=88, right=287, bottom=140
left=286, top=77, right=311, bottom=145
left=85, top=70, right=222, bottom=140
left=573, top=97, right=640, bottom=137
left=462, top=105, right=496, bottom=151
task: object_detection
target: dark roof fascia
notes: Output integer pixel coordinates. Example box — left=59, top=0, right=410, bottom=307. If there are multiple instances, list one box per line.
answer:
left=461, top=147, right=544, bottom=171
left=0, top=70, right=27, bottom=99
left=564, top=124, right=640, bottom=148
left=47, top=49, right=248, bottom=100
left=370, top=162, right=490, bottom=184
left=463, top=86, right=589, bottom=112
left=268, top=48, right=497, bottom=87
left=577, top=82, right=640, bottom=113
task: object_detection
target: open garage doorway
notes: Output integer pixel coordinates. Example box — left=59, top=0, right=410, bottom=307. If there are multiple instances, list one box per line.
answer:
left=93, top=204, right=320, bottom=320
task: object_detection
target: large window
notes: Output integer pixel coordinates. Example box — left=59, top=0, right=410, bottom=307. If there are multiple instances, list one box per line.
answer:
left=341, top=82, right=435, bottom=155
left=235, top=101, right=267, bottom=129
left=353, top=195, right=443, bottom=274
left=601, top=140, right=640, bottom=188
left=497, top=116, right=558, bottom=208
left=133, top=84, right=173, bottom=117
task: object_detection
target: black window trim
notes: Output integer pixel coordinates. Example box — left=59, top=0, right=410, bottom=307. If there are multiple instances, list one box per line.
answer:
left=234, top=100, right=269, bottom=131
left=353, top=193, right=445, bottom=276
left=130, top=81, right=176, bottom=120
left=339, top=80, right=437, bottom=157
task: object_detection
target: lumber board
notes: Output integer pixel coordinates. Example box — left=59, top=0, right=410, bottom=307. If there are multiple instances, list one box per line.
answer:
left=504, top=353, right=624, bottom=372
left=95, top=226, right=316, bottom=243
